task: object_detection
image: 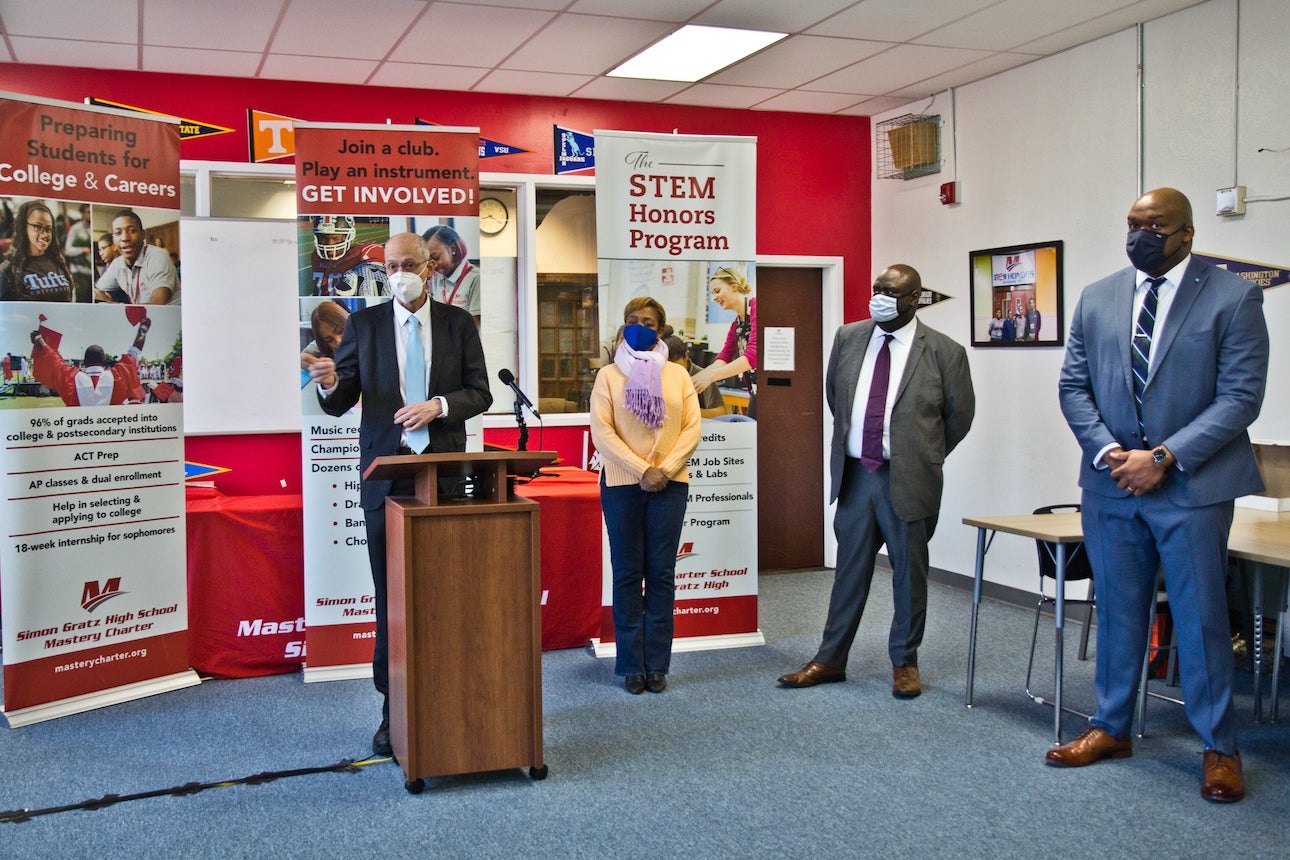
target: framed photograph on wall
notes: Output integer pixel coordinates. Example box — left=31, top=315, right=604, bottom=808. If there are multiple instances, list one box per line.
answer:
left=968, top=240, right=1064, bottom=347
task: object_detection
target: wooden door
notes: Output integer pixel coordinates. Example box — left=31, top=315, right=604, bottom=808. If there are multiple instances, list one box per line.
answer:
left=754, top=267, right=825, bottom=571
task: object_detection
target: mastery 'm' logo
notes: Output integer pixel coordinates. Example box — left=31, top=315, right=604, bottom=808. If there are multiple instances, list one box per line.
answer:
left=676, top=541, right=698, bottom=561
left=1005, top=254, right=1023, bottom=272
left=82, top=578, right=126, bottom=612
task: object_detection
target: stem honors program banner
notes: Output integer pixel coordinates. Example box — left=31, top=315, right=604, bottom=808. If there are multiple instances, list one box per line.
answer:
left=593, top=130, right=763, bottom=652
left=0, top=91, right=195, bottom=725
left=295, top=123, right=480, bottom=680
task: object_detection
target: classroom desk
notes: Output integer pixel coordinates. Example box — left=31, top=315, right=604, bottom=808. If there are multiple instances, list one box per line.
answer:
left=963, top=508, right=1289, bottom=743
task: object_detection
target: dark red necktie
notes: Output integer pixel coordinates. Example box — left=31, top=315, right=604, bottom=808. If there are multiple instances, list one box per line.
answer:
left=860, top=335, right=893, bottom=473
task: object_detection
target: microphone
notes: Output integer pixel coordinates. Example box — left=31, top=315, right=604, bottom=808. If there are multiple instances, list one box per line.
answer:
left=498, top=368, right=539, bottom=416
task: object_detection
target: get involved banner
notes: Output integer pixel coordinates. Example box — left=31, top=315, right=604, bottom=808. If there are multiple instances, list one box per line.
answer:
left=0, top=92, right=195, bottom=725
left=593, top=130, right=763, bottom=654
left=295, top=123, right=480, bottom=681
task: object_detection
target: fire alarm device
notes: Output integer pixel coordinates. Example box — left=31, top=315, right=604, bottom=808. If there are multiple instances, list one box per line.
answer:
left=939, top=181, right=958, bottom=205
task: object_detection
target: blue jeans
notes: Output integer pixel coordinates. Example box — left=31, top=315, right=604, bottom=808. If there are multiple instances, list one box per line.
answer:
left=600, top=478, right=688, bottom=676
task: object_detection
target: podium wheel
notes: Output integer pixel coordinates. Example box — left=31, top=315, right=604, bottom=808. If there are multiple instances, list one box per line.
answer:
left=529, top=765, right=549, bottom=781
left=404, top=778, right=426, bottom=794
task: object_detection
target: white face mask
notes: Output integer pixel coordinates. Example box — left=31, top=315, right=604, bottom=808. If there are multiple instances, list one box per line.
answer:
left=869, top=293, right=899, bottom=323
left=388, top=271, right=425, bottom=306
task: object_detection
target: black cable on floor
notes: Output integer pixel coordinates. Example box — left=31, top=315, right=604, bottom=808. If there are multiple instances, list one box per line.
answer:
left=0, top=755, right=391, bottom=824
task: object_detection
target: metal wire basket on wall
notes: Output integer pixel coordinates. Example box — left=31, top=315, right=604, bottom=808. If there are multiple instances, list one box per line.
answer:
left=875, top=114, right=942, bottom=180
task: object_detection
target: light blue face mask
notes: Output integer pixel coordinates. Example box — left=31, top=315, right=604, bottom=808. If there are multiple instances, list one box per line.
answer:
left=869, top=293, right=899, bottom=322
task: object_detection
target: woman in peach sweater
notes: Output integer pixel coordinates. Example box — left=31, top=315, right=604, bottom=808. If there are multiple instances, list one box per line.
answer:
left=590, top=311, right=701, bottom=694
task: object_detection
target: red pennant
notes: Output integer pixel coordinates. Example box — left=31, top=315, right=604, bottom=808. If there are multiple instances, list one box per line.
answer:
left=124, top=306, right=148, bottom=326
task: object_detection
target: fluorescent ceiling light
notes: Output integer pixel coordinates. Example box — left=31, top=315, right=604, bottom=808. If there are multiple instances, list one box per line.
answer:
left=608, top=24, right=786, bottom=83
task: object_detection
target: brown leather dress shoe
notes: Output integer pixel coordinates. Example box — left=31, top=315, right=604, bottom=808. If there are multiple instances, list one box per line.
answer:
left=892, top=665, right=921, bottom=698
left=777, top=662, right=845, bottom=688
left=1201, top=750, right=1245, bottom=802
left=1044, top=727, right=1132, bottom=767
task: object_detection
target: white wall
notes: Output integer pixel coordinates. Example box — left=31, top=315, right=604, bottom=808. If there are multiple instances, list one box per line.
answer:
left=871, top=0, right=1290, bottom=592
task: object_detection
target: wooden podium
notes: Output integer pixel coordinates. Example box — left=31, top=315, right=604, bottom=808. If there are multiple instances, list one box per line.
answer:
left=364, top=450, right=556, bottom=793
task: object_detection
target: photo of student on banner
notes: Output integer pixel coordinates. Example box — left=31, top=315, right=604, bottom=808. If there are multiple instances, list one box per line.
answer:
left=93, top=207, right=180, bottom=306
left=418, top=220, right=480, bottom=327
left=691, top=263, right=757, bottom=419
left=0, top=198, right=76, bottom=303
left=0, top=303, right=181, bottom=409
left=298, top=215, right=389, bottom=297
left=299, top=297, right=360, bottom=411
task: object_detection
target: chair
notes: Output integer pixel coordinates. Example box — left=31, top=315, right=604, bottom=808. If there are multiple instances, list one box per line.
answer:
left=1134, top=573, right=1182, bottom=736
left=1025, top=504, right=1096, bottom=715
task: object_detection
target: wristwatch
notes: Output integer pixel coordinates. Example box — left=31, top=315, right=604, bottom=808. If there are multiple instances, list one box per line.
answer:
left=1151, top=446, right=1170, bottom=466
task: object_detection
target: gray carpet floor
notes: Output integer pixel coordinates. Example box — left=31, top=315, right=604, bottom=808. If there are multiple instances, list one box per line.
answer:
left=2, top=569, right=1286, bottom=858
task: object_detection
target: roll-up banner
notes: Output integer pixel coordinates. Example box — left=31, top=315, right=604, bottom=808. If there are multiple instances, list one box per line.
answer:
left=295, top=123, right=481, bottom=681
left=0, top=91, right=195, bottom=726
left=593, top=130, right=764, bottom=654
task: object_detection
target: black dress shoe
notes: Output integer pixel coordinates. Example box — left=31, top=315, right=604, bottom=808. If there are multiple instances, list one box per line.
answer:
left=372, top=719, right=392, bottom=756
left=624, top=674, right=646, bottom=694
left=645, top=672, right=667, bottom=693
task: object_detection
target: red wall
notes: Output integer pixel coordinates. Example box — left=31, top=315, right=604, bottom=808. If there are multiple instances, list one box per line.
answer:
left=0, top=63, right=872, bottom=315
left=1, top=63, right=873, bottom=493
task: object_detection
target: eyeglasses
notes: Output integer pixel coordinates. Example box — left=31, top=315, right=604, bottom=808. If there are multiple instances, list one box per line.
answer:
left=27, top=222, right=54, bottom=237
left=385, top=259, right=427, bottom=274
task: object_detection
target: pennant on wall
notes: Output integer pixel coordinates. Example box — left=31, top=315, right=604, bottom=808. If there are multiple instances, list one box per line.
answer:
left=415, top=117, right=530, bottom=160
left=249, top=108, right=301, bottom=162
left=554, top=125, right=595, bottom=174
left=1193, top=252, right=1288, bottom=290
left=87, top=97, right=233, bottom=141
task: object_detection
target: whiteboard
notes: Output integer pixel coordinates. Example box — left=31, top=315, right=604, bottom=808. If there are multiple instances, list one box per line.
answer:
left=179, top=217, right=301, bottom=434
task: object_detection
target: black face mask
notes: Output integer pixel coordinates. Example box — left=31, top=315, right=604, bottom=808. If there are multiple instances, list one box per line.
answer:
left=1126, top=225, right=1185, bottom=274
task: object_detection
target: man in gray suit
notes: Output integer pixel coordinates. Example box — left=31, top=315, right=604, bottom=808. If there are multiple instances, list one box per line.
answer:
left=1050, top=188, right=1268, bottom=803
left=779, top=264, right=974, bottom=698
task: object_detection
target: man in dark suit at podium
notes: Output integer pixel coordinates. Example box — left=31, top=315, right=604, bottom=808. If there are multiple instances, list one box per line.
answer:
left=310, top=231, right=492, bottom=755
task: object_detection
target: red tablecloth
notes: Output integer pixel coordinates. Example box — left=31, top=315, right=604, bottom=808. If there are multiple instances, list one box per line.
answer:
left=516, top=466, right=603, bottom=651
left=185, top=469, right=601, bottom=677
left=185, top=489, right=305, bottom=678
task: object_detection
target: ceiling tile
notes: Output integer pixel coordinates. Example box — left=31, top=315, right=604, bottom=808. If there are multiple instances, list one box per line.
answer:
left=752, top=89, right=867, bottom=113
left=271, top=0, right=427, bottom=60
left=472, top=69, right=594, bottom=97
left=809, top=44, right=992, bottom=94
left=806, top=0, right=1000, bottom=43
left=663, top=83, right=785, bottom=109
left=258, top=54, right=380, bottom=86
left=571, top=76, right=693, bottom=103
left=388, top=4, right=556, bottom=67
left=567, top=0, right=710, bottom=21
left=444, top=0, right=569, bottom=8
left=707, top=35, right=890, bottom=89
left=367, top=62, right=490, bottom=91
left=914, top=0, right=1133, bottom=52
left=836, top=95, right=917, bottom=115
left=143, top=46, right=263, bottom=78
left=1009, top=0, right=1200, bottom=54
left=887, top=51, right=1039, bottom=98
left=2, top=0, right=137, bottom=42
left=143, top=0, right=279, bottom=52
left=8, top=36, right=138, bottom=70
left=503, top=15, right=673, bottom=76
left=694, top=0, right=858, bottom=32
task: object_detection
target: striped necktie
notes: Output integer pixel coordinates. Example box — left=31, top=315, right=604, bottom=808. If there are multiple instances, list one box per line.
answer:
left=404, top=315, right=430, bottom=454
left=1132, top=277, right=1164, bottom=443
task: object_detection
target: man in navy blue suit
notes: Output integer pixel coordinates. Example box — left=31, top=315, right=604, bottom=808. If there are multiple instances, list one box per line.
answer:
left=1052, top=188, right=1268, bottom=802
left=309, top=231, right=491, bottom=756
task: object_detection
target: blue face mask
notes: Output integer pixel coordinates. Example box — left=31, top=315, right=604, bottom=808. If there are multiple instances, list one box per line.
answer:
left=869, top=293, right=899, bottom=323
left=1126, top=225, right=1184, bottom=274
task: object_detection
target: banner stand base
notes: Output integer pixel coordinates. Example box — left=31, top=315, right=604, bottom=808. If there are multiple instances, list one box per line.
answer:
left=590, top=630, right=765, bottom=660
left=302, top=662, right=372, bottom=684
left=3, top=669, right=201, bottom=728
